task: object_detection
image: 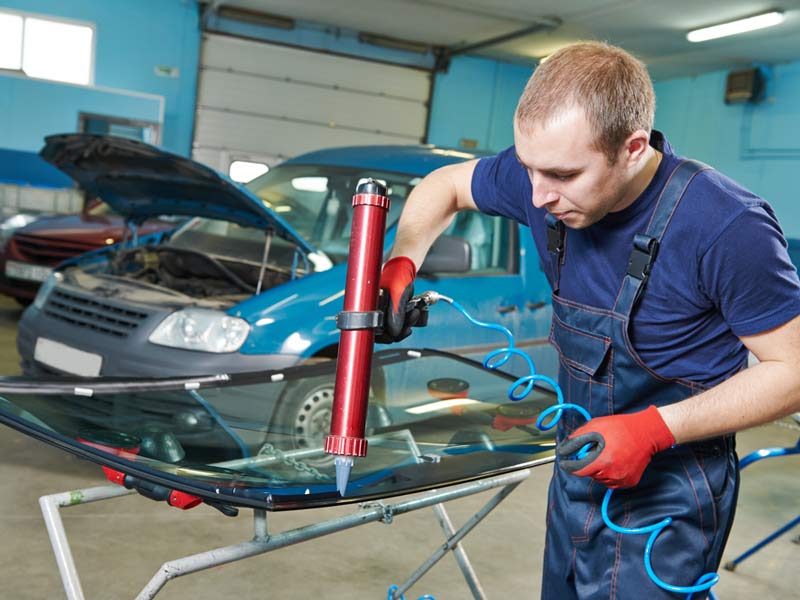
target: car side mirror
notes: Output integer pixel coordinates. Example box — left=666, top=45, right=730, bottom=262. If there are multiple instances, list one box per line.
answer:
left=418, top=234, right=471, bottom=275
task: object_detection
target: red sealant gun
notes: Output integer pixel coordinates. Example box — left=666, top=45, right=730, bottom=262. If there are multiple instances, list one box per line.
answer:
left=324, top=179, right=390, bottom=495
left=325, top=179, right=437, bottom=495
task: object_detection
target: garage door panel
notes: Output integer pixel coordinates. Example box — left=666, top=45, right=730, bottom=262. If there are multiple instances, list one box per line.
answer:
left=201, top=34, right=429, bottom=101
left=194, top=110, right=415, bottom=158
left=198, top=69, right=426, bottom=138
left=191, top=147, right=226, bottom=171
left=194, top=33, right=430, bottom=171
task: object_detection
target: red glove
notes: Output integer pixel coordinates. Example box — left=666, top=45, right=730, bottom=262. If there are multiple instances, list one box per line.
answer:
left=375, top=256, right=421, bottom=343
left=556, top=405, right=675, bottom=489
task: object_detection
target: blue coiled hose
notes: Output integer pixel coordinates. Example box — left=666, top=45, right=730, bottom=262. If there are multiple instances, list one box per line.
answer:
left=386, top=585, right=434, bottom=600
left=431, top=292, right=720, bottom=600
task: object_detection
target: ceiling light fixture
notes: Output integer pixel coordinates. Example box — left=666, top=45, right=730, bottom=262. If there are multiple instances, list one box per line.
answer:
left=687, top=10, right=785, bottom=43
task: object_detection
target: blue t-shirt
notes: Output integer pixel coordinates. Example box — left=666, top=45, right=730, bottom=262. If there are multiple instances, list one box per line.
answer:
left=472, top=131, right=800, bottom=386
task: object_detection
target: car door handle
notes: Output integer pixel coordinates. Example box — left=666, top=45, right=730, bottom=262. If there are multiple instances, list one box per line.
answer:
left=526, top=301, right=546, bottom=310
left=497, top=304, right=517, bottom=314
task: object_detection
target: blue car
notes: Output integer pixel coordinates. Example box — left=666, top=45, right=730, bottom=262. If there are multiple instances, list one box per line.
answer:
left=17, top=134, right=556, bottom=451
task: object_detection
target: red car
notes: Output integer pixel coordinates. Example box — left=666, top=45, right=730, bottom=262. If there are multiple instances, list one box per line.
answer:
left=0, top=200, right=177, bottom=304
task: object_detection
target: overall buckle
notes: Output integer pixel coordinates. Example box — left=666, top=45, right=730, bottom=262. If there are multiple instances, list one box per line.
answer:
left=545, top=214, right=565, bottom=253
left=626, top=234, right=659, bottom=280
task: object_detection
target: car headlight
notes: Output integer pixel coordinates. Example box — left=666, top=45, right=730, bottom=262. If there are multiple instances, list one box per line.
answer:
left=0, top=212, right=43, bottom=248
left=33, top=272, right=63, bottom=310
left=148, top=308, right=250, bottom=353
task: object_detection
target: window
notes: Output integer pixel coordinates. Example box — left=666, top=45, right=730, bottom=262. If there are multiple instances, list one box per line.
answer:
left=441, top=212, right=514, bottom=274
left=0, top=10, right=94, bottom=85
left=0, top=13, right=23, bottom=70
left=80, top=113, right=160, bottom=144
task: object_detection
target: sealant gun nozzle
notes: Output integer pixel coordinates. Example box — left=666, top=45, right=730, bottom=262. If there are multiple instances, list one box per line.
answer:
left=334, top=456, right=354, bottom=496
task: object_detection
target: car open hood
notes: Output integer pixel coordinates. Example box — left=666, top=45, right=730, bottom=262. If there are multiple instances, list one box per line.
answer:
left=40, top=134, right=313, bottom=253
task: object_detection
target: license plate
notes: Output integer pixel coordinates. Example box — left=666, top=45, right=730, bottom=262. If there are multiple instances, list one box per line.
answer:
left=5, top=260, right=52, bottom=283
left=34, top=337, right=102, bottom=377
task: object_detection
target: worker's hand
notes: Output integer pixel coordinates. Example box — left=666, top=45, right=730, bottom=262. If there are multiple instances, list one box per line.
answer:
left=556, top=405, right=675, bottom=489
left=375, top=256, right=421, bottom=343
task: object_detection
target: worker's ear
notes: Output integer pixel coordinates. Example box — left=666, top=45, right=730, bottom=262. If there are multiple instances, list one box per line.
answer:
left=619, top=129, right=651, bottom=168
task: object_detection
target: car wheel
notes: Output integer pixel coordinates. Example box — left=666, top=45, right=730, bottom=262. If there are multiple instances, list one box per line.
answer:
left=268, top=364, right=389, bottom=470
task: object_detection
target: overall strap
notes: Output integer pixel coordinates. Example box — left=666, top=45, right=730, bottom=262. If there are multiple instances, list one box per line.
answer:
left=613, top=159, right=710, bottom=316
left=545, top=212, right=565, bottom=293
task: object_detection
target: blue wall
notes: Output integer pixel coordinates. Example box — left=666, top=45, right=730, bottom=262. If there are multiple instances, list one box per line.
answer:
left=654, top=61, right=800, bottom=236
left=427, top=56, right=533, bottom=152
left=0, top=0, right=199, bottom=155
left=0, top=74, right=162, bottom=153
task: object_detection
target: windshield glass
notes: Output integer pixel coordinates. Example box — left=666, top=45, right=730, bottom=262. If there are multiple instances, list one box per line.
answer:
left=0, top=349, right=556, bottom=510
left=246, top=164, right=416, bottom=262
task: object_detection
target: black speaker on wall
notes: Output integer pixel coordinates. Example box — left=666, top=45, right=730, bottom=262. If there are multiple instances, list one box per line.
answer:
left=725, top=68, right=765, bottom=104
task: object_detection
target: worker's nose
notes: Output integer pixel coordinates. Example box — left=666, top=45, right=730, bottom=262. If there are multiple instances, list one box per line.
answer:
left=531, top=185, right=560, bottom=209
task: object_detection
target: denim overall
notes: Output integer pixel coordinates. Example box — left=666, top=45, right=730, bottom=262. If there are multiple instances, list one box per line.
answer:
left=540, top=160, right=740, bottom=600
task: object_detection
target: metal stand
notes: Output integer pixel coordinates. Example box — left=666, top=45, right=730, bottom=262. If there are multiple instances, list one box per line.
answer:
left=724, top=429, right=800, bottom=572
left=39, top=469, right=531, bottom=599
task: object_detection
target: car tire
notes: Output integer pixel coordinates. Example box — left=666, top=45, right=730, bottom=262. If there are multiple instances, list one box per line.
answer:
left=269, top=377, right=337, bottom=467
left=267, top=365, right=389, bottom=469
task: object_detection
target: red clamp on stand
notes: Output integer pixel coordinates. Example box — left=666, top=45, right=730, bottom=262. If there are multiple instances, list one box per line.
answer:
left=325, top=179, right=391, bottom=495
left=101, top=466, right=202, bottom=510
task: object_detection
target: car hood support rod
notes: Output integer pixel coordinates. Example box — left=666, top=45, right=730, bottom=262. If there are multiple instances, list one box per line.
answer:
left=255, top=227, right=274, bottom=295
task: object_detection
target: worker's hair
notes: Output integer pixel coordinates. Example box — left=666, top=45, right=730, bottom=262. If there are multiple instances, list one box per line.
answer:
left=515, top=41, right=655, bottom=163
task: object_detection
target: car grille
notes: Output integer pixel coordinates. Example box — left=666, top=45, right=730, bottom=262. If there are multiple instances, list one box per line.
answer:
left=12, top=233, right=100, bottom=265
left=42, top=289, right=151, bottom=338
left=67, top=392, right=179, bottom=425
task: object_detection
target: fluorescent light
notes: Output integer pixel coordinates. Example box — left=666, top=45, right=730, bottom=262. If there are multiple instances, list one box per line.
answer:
left=405, top=398, right=479, bottom=415
left=229, top=160, right=268, bottom=183
left=291, top=177, right=328, bottom=192
left=687, top=11, right=785, bottom=43
left=430, top=149, right=476, bottom=160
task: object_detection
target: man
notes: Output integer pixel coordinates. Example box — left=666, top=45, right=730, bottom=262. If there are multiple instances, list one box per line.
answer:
left=378, top=42, right=800, bottom=599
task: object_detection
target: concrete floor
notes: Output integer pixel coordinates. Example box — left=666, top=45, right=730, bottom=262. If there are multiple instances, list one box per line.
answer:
left=0, top=295, right=797, bottom=599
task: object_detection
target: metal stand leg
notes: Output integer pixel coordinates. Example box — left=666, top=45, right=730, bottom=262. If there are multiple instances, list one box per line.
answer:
left=724, top=436, right=800, bottom=571
left=431, top=503, right=486, bottom=599
left=387, top=428, right=494, bottom=599
left=40, top=470, right=531, bottom=599
left=724, top=515, right=800, bottom=572
left=39, top=485, right=136, bottom=600
left=389, top=480, right=524, bottom=600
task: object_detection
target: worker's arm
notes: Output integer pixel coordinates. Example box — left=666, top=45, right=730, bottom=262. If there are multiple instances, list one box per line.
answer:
left=377, top=160, right=480, bottom=342
left=390, top=159, right=480, bottom=268
left=560, top=313, right=800, bottom=488
left=659, top=312, right=800, bottom=442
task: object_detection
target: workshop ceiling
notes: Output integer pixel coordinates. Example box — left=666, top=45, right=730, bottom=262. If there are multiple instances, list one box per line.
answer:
left=210, top=0, right=800, bottom=80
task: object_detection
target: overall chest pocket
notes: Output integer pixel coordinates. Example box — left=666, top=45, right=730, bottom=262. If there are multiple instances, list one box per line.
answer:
left=548, top=313, right=614, bottom=424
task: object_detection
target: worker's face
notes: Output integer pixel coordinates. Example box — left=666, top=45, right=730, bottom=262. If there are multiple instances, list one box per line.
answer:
left=514, top=107, right=646, bottom=229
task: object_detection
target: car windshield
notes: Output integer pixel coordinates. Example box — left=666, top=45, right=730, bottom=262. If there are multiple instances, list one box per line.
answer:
left=246, top=164, right=415, bottom=247
left=0, top=349, right=556, bottom=510
left=165, top=164, right=417, bottom=267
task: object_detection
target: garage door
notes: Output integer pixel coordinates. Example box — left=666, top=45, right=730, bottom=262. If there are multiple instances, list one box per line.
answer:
left=193, top=33, right=431, bottom=175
